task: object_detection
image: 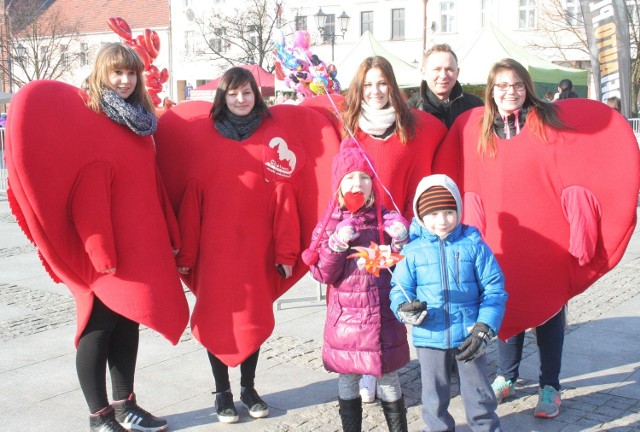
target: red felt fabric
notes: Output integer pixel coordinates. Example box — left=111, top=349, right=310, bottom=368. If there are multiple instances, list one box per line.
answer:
left=5, top=80, right=189, bottom=346
left=433, top=99, right=639, bottom=339
left=154, top=101, right=341, bottom=366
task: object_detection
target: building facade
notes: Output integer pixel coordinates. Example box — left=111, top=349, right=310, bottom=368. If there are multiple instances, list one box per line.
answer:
left=4, top=0, right=596, bottom=102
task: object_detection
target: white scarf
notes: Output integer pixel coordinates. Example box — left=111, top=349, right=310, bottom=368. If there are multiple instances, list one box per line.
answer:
left=359, top=103, right=397, bottom=137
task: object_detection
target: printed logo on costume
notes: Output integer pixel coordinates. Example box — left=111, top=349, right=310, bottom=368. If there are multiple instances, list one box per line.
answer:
left=264, top=137, right=297, bottom=178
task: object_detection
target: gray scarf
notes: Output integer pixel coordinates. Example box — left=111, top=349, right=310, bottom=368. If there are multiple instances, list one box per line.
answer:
left=100, top=88, right=157, bottom=136
left=214, top=108, right=263, bottom=141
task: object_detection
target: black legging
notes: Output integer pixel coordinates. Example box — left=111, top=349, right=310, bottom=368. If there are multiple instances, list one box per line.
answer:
left=76, top=297, right=139, bottom=413
left=207, top=349, right=260, bottom=393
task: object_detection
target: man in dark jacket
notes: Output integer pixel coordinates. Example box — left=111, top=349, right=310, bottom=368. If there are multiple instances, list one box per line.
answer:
left=407, top=44, right=483, bottom=128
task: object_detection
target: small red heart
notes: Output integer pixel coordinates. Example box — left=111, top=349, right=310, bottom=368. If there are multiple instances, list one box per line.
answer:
left=344, top=192, right=365, bottom=213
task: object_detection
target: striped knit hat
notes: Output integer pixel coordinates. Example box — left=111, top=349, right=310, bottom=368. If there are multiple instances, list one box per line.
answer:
left=417, top=185, right=457, bottom=219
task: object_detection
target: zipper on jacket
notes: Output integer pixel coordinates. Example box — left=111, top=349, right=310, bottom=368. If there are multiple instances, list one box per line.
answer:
left=439, top=239, right=451, bottom=348
left=455, top=252, right=460, bottom=284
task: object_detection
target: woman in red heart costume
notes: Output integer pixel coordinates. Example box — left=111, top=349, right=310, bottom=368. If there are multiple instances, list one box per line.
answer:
left=154, top=67, right=341, bottom=423
left=302, top=56, right=448, bottom=219
left=433, top=58, right=639, bottom=418
left=5, top=43, right=189, bottom=431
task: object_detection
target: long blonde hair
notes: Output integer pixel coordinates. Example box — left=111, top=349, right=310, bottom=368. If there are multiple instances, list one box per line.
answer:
left=84, top=43, right=156, bottom=115
left=479, top=58, right=566, bottom=157
left=342, top=56, right=415, bottom=144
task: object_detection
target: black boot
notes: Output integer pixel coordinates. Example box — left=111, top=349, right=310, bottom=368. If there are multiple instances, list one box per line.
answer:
left=339, top=397, right=362, bottom=432
left=381, top=397, right=408, bottom=432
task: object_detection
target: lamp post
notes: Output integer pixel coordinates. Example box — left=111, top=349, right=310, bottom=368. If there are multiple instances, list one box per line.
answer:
left=314, top=8, right=350, bottom=62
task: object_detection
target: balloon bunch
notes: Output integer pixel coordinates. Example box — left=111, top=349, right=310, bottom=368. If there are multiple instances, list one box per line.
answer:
left=107, top=17, right=170, bottom=107
left=272, top=29, right=340, bottom=101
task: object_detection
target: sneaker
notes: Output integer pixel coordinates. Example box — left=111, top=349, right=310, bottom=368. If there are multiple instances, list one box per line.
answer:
left=90, top=406, right=127, bottom=432
left=359, top=375, right=377, bottom=403
left=112, top=393, right=168, bottom=432
left=240, top=387, right=269, bottom=418
left=534, top=385, right=561, bottom=418
left=491, top=376, right=516, bottom=403
left=215, top=390, right=239, bottom=423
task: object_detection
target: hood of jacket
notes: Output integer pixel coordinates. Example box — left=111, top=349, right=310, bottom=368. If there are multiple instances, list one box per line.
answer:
left=412, top=174, right=462, bottom=232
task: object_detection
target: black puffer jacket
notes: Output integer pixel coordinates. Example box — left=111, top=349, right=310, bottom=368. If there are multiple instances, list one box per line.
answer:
left=407, top=80, right=483, bottom=128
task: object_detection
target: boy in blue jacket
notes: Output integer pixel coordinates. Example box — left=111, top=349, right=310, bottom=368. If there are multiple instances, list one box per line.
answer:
left=390, top=174, right=507, bottom=432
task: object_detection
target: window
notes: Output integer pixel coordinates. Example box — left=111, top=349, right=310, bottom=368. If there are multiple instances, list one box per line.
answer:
left=79, top=42, right=88, bottom=66
left=295, top=15, right=307, bottom=31
left=322, top=14, right=335, bottom=43
left=564, top=0, right=581, bottom=26
left=210, top=28, right=226, bottom=52
left=40, top=45, right=49, bottom=69
left=61, top=44, right=69, bottom=67
left=361, top=11, right=373, bottom=35
left=185, top=30, right=195, bottom=53
left=439, top=2, right=455, bottom=33
left=626, top=1, right=638, bottom=26
left=391, top=8, right=405, bottom=40
left=519, top=0, right=536, bottom=29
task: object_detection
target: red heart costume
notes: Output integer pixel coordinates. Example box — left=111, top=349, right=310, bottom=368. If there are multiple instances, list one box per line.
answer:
left=5, top=80, right=189, bottom=345
left=434, top=99, right=639, bottom=340
left=154, top=102, right=341, bottom=367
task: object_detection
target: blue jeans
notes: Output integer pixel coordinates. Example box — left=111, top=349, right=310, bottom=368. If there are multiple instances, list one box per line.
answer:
left=496, top=308, right=565, bottom=390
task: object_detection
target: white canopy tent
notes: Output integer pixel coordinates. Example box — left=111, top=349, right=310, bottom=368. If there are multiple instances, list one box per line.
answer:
left=334, top=31, right=421, bottom=89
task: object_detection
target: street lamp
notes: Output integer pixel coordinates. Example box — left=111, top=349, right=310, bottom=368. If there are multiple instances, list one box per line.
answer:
left=16, top=44, right=25, bottom=61
left=314, top=8, right=350, bottom=61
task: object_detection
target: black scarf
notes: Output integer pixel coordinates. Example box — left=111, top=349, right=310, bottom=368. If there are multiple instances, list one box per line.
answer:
left=214, top=108, right=263, bottom=141
left=99, top=88, right=157, bottom=136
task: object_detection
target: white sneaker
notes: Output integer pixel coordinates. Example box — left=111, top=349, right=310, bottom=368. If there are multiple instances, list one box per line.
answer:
left=359, top=375, right=377, bottom=403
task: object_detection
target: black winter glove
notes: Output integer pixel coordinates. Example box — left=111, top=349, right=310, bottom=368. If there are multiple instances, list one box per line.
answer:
left=397, top=299, right=427, bottom=325
left=455, top=322, right=493, bottom=363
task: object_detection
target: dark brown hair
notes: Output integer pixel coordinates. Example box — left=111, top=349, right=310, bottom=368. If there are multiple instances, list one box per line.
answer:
left=210, top=67, right=271, bottom=120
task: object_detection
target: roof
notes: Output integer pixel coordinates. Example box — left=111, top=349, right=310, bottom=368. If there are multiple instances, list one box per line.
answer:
left=334, top=31, right=421, bottom=89
left=37, top=0, right=169, bottom=33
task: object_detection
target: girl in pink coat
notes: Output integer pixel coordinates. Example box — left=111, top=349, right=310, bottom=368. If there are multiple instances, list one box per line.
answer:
left=303, top=139, right=411, bottom=432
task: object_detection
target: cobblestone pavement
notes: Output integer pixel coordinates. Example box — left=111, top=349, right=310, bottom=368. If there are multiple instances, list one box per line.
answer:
left=1, top=204, right=639, bottom=431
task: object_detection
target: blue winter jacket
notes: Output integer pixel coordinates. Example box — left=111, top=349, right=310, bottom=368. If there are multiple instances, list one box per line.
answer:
left=390, top=219, right=507, bottom=350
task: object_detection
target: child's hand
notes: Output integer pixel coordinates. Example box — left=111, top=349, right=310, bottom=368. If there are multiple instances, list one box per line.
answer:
left=329, top=217, right=361, bottom=252
left=384, top=212, right=409, bottom=250
left=455, top=322, right=493, bottom=363
left=383, top=212, right=409, bottom=241
left=397, top=299, right=427, bottom=325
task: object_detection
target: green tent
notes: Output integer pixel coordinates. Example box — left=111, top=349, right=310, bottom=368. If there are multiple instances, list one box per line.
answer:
left=456, top=22, right=588, bottom=98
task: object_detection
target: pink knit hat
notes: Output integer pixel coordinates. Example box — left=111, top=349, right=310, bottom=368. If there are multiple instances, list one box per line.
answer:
left=330, top=139, right=376, bottom=191
left=302, top=138, right=384, bottom=266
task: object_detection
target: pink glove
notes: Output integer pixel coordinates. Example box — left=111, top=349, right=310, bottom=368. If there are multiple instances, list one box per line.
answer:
left=329, top=217, right=361, bottom=252
left=383, top=212, right=409, bottom=248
